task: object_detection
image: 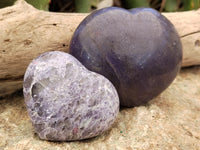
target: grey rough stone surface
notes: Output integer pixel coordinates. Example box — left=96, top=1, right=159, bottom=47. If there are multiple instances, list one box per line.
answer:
left=23, top=51, right=119, bottom=141
left=1, top=66, right=200, bottom=149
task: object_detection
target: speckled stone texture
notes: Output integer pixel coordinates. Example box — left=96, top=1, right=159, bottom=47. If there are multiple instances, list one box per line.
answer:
left=23, top=51, right=119, bottom=141
left=1, top=66, right=200, bottom=149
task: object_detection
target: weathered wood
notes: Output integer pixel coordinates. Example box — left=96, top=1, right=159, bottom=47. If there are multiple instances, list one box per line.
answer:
left=164, top=11, right=200, bottom=67
left=0, top=0, right=200, bottom=97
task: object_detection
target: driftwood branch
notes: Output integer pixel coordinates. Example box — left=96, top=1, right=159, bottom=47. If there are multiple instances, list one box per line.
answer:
left=0, top=0, right=200, bottom=97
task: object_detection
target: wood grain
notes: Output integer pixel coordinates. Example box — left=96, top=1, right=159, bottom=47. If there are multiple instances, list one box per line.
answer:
left=0, top=0, right=200, bottom=97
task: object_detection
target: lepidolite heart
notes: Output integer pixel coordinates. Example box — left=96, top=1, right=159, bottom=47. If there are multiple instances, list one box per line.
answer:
left=23, top=51, right=119, bottom=141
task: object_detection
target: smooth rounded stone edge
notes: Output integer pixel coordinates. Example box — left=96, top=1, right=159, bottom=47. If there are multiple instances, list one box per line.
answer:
left=69, top=7, right=182, bottom=107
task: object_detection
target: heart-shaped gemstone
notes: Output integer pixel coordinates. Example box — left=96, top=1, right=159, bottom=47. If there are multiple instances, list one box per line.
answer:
left=69, top=7, right=182, bottom=107
left=23, top=51, right=119, bottom=141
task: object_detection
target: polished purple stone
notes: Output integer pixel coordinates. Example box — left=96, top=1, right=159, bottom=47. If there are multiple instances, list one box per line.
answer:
left=69, top=7, right=182, bottom=107
left=23, top=51, right=119, bottom=141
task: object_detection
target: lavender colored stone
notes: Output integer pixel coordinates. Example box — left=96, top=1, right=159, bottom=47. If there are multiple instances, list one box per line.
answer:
left=69, top=7, right=182, bottom=107
left=23, top=51, right=119, bottom=141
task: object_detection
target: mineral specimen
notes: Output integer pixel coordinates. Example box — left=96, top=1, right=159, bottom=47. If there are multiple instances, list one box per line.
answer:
left=69, top=7, right=182, bottom=107
left=23, top=51, right=119, bottom=141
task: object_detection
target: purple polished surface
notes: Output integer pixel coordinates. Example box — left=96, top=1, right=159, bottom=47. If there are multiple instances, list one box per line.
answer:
left=23, top=51, right=119, bottom=141
left=69, top=7, right=182, bottom=107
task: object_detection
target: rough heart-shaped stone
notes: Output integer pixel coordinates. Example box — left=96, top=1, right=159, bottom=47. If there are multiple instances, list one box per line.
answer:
left=69, top=7, right=182, bottom=107
left=23, top=51, right=119, bottom=141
